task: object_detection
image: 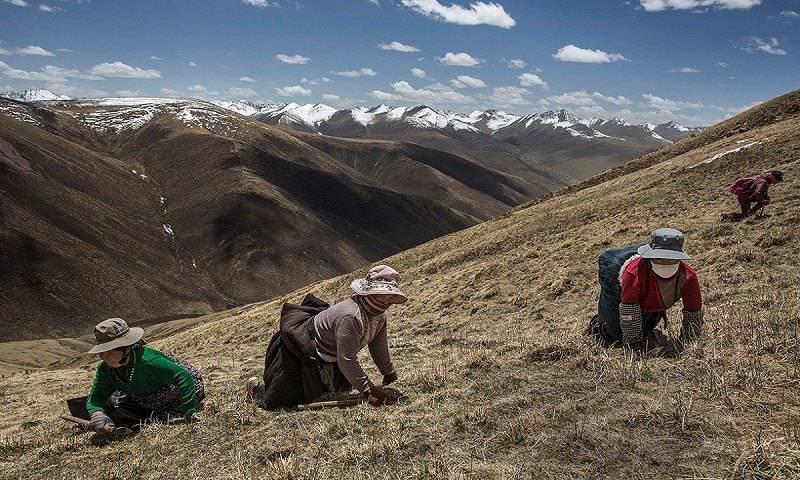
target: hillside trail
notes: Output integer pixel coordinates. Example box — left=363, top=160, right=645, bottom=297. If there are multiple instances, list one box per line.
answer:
left=0, top=93, right=799, bottom=478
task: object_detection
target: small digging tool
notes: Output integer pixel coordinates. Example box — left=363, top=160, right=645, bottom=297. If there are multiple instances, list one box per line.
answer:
left=297, top=399, right=365, bottom=411
left=60, top=415, right=134, bottom=438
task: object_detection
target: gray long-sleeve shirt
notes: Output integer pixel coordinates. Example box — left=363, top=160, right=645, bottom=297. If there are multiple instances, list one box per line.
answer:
left=313, top=297, right=395, bottom=392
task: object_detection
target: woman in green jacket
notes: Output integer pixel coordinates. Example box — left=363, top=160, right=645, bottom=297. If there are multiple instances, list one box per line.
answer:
left=84, top=318, right=204, bottom=430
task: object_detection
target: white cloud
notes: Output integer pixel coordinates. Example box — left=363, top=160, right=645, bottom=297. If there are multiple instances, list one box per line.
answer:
left=518, top=72, right=547, bottom=88
left=437, top=51, right=482, bottom=66
left=229, top=87, right=257, bottom=97
left=90, top=61, right=161, bottom=79
left=400, top=0, right=516, bottom=28
left=322, top=76, right=331, bottom=82
left=370, top=90, right=403, bottom=101
left=780, top=10, right=800, bottom=18
left=642, top=93, right=704, bottom=110
left=592, top=91, right=633, bottom=105
left=449, top=79, right=466, bottom=88
left=488, top=86, right=530, bottom=105
left=505, top=58, right=526, bottom=69
left=160, top=88, right=180, bottom=95
left=150, top=55, right=164, bottom=60
left=16, top=46, right=56, bottom=56
left=187, top=84, right=207, bottom=92
left=0, top=61, right=101, bottom=81
left=276, top=84, right=312, bottom=96
left=276, top=53, right=310, bottom=64
left=717, top=62, right=728, bottom=68
left=3, top=0, right=28, bottom=6
left=39, top=4, right=55, bottom=12
left=547, top=91, right=597, bottom=107
left=639, top=0, right=762, bottom=11
left=242, top=0, right=277, bottom=7
left=239, top=76, right=256, bottom=82
left=553, top=44, right=628, bottom=63
left=0, top=48, right=11, bottom=55
left=740, top=36, right=787, bottom=55
left=378, top=41, right=420, bottom=53
left=451, top=75, right=486, bottom=88
left=334, top=67, right=377, bottom=77
left=322, top=93, right=340, bottom=101
left=411, top=67, right=427, bottom=78
left=668, top=66, right=701, bottom=73
left=188, top=61, right=197, bottom=67
left=392, top=80, right=473, bottom=103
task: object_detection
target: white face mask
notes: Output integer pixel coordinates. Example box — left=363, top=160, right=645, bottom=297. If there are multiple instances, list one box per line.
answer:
left=652, top=262, right=680, bottom=279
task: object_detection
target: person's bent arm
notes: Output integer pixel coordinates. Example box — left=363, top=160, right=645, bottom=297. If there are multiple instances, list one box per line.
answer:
left=86, top=364, right=114, bottom=414
left=680, top=273, right=703, bottom=342
left=619, top=267, right=644, bottom=345
left=150, top=355, right=198, bottom=417
left=335, top=315, right=371, bottom=393
left=368, top=322, right=395, bottom=378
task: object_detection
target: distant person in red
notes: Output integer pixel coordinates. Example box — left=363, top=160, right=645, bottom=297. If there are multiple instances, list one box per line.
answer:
left=720, top=170, right=784, bottom=222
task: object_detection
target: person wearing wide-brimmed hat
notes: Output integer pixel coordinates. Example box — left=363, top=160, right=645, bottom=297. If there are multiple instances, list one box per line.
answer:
left=82, top=318, right=205, bottom=430
left=592, top=228, right=703, bottom=348
left=248, top=265, right=408, bottom=410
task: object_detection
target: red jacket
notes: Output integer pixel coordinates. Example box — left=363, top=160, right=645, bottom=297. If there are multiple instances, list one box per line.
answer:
left=621, top=256, right=702, bottom=312
left=729, top=175, right=770, bottom=197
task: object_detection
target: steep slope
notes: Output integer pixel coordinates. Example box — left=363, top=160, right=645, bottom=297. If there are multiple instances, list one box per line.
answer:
left=0, top=98, right=531, bottom=340
left=0, top=91, right=797, bottom=478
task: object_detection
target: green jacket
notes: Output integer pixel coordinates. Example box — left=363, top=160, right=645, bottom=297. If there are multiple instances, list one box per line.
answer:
left=86, top=346, right=198, bottom=417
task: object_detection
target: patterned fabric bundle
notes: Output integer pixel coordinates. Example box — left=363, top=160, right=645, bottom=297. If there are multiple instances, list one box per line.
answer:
left=126, top=352, right=204, bottom=416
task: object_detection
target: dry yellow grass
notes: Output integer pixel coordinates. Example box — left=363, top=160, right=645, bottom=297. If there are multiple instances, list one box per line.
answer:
left=1, top=91, right=799, bottom=479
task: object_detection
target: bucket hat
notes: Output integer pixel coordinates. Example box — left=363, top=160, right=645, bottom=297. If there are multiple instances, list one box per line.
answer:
left=637, top=228, right=691, bottom=261
left=87, top=318, right=144, bottom=354
left=350, top=265, right=408, bottom=304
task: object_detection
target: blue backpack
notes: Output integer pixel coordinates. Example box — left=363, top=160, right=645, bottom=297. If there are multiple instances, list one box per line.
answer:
left=589, top=244, right=643, bottom=341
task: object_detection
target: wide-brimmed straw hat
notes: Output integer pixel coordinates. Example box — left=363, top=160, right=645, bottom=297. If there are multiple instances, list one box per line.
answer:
left=637, top=228, right=691, bottom=261
left=350, top=265, right=408, bottom=304
left=87, top=318, right=144, bottom=354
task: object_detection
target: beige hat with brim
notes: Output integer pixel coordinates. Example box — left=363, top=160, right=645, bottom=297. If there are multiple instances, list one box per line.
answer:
left=350, top=265, right=408, bottom=304
left=87, top=318, right=144, bottom=354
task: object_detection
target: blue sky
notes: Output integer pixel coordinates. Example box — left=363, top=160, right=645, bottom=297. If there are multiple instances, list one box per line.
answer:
left=1, top=0, right=798, bottom=125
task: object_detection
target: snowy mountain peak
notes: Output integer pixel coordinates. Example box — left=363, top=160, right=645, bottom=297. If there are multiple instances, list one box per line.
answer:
left=1, top=89, right=72, bottom=102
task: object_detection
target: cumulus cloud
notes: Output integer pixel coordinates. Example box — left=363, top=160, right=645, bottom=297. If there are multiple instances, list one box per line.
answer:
left=592, top=91, right=633, bottom=105
left=488, top=86, right=530, bottom=105
left=717, top=62, right=728, bottom=68
left=187, top=84, right=207, bottom=92
left=378, top=41, right=420, bottom=52
left=553, top=44, right=628, bottom=63
left=400, top=0, right=516, bottom=28
left=160, top=88, right=180, bottom=95
left=437, top=51, right=482, bottom=66
left=370, top=90, right=403, bottom=101
left=188, top=61, right=197, bottom=67
left=411, top=67, right=427, bottom=78
left=780, top=10, right=800, bottom=18
left=739, top=36, right=787, bottom=55
left=39, top=4, right=56, bottom=12
left=89, top=61, right=161, bottom=79
left=334, top=67, right=377, bottom=77
left=242, top=0, right=278, bottom=7
left=639, top=0, right=762, bottom=11
left=276, top=84, right=312, bottom=96
left=322, top=93, right=340, bottom=101
left=239, top=76, right=256, bottom=82
left=668, top=67, right=701, bottom=73
left=229, top=87, right=257, bottom=97
left=150, top=55, right=164, bottom=61
left=450, top=75, right=486, bottom=88
left=3, top=0, right=28, bottom=6
left=518, top=72, right=547, bottom=88
left=0, top=61, right=102, bottom=81
left=276, top=53, right=310, bottom=64
left=642, top=93, right=704, bottom=110
left=370, top=80, right=474, bottom=104
left=16, top=46, right=56, bottom=56
left=0, top=48, right=11, bottom=55
left=505, top=58, right=526, bottom=69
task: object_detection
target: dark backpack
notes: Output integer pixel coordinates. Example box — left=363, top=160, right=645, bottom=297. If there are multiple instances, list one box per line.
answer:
left=588, top=244, right=643, bottom=341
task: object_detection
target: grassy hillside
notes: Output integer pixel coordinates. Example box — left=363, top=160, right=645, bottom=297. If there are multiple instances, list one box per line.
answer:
left=0, top=91, right=798, bottom=479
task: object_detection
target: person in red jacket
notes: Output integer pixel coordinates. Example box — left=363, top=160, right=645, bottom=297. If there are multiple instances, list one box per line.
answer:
left=619, top=228, right=703, bottom=348
left=720, top=170, right=784, bottom=222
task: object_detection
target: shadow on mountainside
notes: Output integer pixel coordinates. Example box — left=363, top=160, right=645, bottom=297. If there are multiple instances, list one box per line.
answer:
left=0, top=90, right=799, bottom=479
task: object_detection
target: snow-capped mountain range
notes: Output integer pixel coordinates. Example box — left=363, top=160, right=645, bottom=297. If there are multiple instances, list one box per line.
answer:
left=0, top=89, right=703, bottom=143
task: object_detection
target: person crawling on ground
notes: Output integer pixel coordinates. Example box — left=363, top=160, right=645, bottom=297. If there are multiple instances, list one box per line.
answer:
left=720, top=170, right=784, bottom=222
left=247, top=265, right=407, bottom=410
left=590, top=228, right=703, bottom=351
left=80, top=318, right=204, bottom=432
